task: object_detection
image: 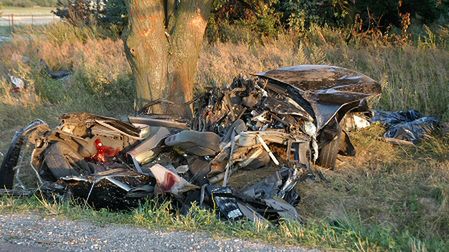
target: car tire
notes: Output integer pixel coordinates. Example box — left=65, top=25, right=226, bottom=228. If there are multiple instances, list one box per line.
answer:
left=0, top=132, right=24, bottom=189
left=317, top=123, right=342, bottom=169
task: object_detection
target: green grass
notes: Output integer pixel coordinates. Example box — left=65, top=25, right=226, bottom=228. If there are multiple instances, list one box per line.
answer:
left=1, top=194, right=446, bottom=251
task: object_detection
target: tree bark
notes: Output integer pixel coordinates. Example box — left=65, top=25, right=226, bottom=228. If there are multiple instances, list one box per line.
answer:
left=124, top=0, right=212, bottom=118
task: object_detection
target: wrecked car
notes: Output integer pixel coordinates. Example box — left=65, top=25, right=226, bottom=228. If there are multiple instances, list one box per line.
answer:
left=0, top=65, right=381, bottom=223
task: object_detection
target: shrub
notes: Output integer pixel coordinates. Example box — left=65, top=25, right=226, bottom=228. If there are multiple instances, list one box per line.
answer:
left=354, top=0, right=449, bottom=29
left=279, top=0, right=351, bottom=29
left=207, top=0, right=449, bottom=42
left=99, top=0, right=127, bottom=34
left=54, top=0, right=97, bottom=27
left=54, top=0, right=127, bottom=35
left=208, top=0, right=283, bottom=40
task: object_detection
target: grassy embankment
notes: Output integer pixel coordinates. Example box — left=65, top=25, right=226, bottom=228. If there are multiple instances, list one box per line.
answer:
left=0, top=23, right=448, bottom=250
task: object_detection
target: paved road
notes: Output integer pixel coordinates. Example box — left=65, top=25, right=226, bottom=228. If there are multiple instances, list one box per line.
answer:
left=0, top=16, right=59, bottom=26
left=0, top=213, right=314, bottom=252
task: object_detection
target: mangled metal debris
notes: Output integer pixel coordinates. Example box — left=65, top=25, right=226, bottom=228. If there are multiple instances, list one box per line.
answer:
left=343, top=109, right=441, bottom=145
left=9, top=75, right=25, bottom=93
left=0, top=65, right=381, bottom=223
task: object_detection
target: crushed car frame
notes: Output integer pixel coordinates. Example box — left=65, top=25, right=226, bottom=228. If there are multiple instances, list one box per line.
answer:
left=0, top=65, right=381, bottom=223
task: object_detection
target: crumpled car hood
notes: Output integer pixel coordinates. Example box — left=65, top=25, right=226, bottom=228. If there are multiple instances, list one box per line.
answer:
left=257, top=65, right=382, bottom=130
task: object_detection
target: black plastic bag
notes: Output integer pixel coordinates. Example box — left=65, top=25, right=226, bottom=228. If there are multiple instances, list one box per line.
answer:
left=372, top=110, right=439, bottom=143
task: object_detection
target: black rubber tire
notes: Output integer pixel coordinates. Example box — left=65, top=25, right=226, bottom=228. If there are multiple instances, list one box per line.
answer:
left=1, top=120, right=49, bottom=189
left=317, top=123, right=342, bottom=169
left=0, top=133, right=24, bottom=189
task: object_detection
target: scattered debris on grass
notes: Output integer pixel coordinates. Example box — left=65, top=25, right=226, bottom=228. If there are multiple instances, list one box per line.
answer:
left=372, top=109, right=440, bottom=144
left=1, top=64, right=388, bottom=223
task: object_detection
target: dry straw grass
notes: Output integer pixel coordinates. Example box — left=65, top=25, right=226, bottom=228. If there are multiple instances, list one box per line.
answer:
left=198, top=29, right=449, bottom=119
left=1, top=23, right=448, bottom=119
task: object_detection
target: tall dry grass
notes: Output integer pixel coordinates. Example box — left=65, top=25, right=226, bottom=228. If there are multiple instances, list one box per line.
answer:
left=198, top=28, right=449, bottom=120
left=0, top=23, right=134, bottom=153
left=1, top=23, right=448, bottom=120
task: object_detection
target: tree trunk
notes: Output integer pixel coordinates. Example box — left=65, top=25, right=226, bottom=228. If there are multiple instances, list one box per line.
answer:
left=124, top=0, right=212, bottom=118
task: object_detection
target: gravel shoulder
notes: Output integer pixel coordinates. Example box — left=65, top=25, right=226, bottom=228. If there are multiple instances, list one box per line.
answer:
left=0, top=213, right=313, bottom=252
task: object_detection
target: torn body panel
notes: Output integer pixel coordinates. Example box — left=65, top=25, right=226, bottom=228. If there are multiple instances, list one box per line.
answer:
left=259, top=66, right=380, bottom=129
left=1, top=64, right=382, bottom=223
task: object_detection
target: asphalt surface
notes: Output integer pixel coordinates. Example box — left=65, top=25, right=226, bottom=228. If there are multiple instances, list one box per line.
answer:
left=0, top=16, right=59, bottom=26
left=0, top=213, right=314, bottom=252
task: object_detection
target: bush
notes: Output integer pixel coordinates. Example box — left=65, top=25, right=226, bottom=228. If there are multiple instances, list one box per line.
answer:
left=207, top=0, right=449, bottom=42
left=99, top=0, right=127, bottom=34
left=51, top=0, right=449, bottom=43
left=209, top=0, right=282, bottom=39
left=279, top=0, right=351, bottom=29
left=54, top=0, right=97, bottom=27
left=353, top=0, right=449, bottom=29
left=54, top=0, right=127, bottom=35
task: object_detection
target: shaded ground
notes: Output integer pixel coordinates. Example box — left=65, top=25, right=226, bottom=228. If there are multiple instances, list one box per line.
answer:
left=0, top=213, right=312, bottom=252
